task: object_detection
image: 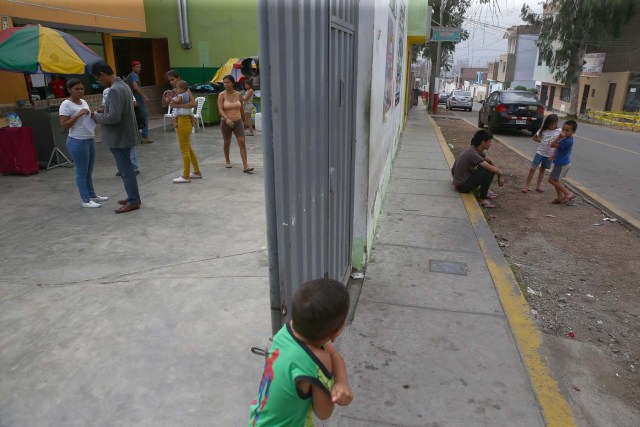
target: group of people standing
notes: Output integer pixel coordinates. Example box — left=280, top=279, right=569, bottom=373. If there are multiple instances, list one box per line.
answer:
left=60, top=61, right=256, bottom=213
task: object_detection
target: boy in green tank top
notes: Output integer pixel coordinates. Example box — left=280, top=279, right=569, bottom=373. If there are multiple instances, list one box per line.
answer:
left=248, top=278, right=353, bottom=426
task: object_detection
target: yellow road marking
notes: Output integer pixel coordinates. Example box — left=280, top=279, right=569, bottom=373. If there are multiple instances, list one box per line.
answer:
left=430, top=115, right=577, bottom=426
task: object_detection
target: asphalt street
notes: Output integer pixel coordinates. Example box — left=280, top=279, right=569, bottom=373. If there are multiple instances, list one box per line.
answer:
left=453, top=103, right=640, bottom=223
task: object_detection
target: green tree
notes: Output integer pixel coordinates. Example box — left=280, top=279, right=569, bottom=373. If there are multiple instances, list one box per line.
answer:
left=521, top=0, right=637, bottom=117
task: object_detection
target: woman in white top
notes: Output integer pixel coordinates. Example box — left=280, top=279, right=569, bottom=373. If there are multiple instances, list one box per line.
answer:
left=59, top=78, right=109, bottom=208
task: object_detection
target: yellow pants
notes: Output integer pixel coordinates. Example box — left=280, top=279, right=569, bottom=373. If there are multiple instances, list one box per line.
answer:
left=176, top=115, right=200, bottom=177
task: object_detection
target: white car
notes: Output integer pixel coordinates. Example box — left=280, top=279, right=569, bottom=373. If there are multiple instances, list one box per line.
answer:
left=447, top=90, right=473, bottom=111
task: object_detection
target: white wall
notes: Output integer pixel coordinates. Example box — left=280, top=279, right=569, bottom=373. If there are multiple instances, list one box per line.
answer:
left=352, top=0, right=409, bottom=268
left=513, top=34, right=538, bottom=88
left=532, top=41, right=564, bottom=85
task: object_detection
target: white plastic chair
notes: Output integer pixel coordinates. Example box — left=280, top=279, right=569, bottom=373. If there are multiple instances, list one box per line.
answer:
left=163, top=104, right=174, bottom=131
left=192, top=97, right=206, bottom=132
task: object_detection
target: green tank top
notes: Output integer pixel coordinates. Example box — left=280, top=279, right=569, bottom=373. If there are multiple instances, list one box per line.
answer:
left=248, top=323, right=334, bottom=427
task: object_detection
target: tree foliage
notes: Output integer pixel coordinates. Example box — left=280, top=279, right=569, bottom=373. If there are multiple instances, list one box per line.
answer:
left=521, top=0, right=637, bottom=116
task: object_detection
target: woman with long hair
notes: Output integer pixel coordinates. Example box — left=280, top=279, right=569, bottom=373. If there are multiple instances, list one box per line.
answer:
left=163, top=70, right=201, bottom=183
left=59, top=78, right=108, bottom=208
left=217, top=75, right=253, bottom=172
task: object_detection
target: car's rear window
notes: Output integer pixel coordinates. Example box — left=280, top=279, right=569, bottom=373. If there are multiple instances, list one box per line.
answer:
left=501, top=92, right=539, bottom=102
left=454, top=91, right=471, bottom=97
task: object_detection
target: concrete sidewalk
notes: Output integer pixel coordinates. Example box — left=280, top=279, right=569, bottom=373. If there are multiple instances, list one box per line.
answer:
left=0, top=119, right=272, bottom=426
left=326, top=107, right=573, bottom=426
left=0, top=109, right=572, bottom=426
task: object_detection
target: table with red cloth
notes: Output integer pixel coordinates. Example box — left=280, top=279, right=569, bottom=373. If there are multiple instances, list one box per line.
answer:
left=0, top=126, right=39, bottom=175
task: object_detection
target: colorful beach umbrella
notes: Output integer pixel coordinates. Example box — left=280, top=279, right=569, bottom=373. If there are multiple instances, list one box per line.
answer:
left=0, top=25, right=103, bottom=75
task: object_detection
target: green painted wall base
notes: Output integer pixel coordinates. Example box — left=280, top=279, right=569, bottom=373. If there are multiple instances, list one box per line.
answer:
left=351, top=237, right=368, bottom=271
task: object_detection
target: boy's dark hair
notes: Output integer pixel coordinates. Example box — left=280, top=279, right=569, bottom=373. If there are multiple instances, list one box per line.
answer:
left=66, top=78, right=82, bottom=90
left=91, top=61, right=114, bottom=77
left=177, top=80, right=189, bottom=90
left=564, top=120, right=578, bottom=132
left=471, top=129, right=493, bottom=147
left=223, top=74, right=236, bottom=83
left=244, top=79, right=253, bottom=87
left=292, top=278, right=350, bottom=342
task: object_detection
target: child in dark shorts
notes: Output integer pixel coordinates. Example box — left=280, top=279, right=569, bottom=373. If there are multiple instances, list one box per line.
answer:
left=548, top=120, right=577, bottom=204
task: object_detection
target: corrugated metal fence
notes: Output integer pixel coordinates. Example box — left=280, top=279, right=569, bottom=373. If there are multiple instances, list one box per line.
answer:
left=259, top=0, right=357, bottom=333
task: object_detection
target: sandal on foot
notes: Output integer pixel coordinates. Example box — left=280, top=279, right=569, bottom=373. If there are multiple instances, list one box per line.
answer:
left=243, top=167, right=254, bottom=173
left=225, top=163, right=232, bottom=168
left=521, top=187, right=530, bottom=193
left=488, top=190, right=499, bottom=199
left=564, top=194, right=576, bottom=202
left=535, top=187, right=545, bottom=193
left=479, top=200, right=496, bottom=208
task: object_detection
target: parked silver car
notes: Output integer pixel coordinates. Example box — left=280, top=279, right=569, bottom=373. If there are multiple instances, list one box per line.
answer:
left=446, top=90, right=473, bottom=111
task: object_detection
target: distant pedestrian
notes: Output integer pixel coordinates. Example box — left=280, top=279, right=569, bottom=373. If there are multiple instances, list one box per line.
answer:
left=548, top=120, right=578, bottom=204
left=165, top=80, right=202, bottom=183
left=451, top=129, right=505, bottom=208
left=91, top=61, right=142, bottom=214
left=59, top=78, right=108, bottom=208
left=126, top=60, right=153, bottom=143
left=247, top=278, right=353, bottom=426
left=242, top=79, right=255, bottom=136
left=522, top=113, right=560, bottom=193
left=218, top=75, right=253, bottom=172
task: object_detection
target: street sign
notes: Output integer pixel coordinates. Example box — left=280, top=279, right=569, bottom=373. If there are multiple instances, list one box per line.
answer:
left=431, top=27, right=461, bottom=42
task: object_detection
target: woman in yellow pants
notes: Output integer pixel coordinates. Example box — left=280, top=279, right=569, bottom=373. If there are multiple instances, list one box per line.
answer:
left=166, top=80, right=201, bottom=183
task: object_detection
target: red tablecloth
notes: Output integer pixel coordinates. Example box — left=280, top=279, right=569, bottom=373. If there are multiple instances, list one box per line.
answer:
left=0, top=126, right=39, bottom=175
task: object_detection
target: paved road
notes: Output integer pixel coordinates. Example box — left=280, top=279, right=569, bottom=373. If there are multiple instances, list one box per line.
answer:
left=453, top=103, right=640, bottom=224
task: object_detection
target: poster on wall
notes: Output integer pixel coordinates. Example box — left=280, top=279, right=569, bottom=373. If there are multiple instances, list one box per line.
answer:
left=383, top=14, right=395, bottom=121
left=395, top=0, right=406, bottom=106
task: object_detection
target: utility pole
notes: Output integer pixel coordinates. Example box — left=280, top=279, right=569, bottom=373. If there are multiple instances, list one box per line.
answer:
left=428, top=0, right=445, bottom=114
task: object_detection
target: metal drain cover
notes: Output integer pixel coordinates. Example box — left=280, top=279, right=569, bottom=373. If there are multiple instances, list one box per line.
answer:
left=429, top=259, right=467, bottom=276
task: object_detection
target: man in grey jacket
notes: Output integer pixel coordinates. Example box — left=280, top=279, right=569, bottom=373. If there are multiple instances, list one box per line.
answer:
left=91, top=61, right=141, bottom=214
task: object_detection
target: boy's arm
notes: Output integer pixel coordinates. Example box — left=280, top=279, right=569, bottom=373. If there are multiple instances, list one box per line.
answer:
left=550, top=132, right=566, bottom=148
left=307, top=350, right=334, bottom=420
left=324, top=343, right=353, bottom=405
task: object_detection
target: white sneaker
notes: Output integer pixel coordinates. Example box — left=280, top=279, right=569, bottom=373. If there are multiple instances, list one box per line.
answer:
left=192, top=126, right=196, bottom=133
left=189, top=173, right=202, bottom=179
left=91, top=195, right=110, bottom=202
left=173, top=176, right=191, bottom=184
left=82, top=201, right=102, bottom=208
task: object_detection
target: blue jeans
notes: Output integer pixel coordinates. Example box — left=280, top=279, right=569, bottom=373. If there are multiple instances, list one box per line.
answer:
left=130, top=146, right=139, bottom=171
left=110, top=147, right=141, bottom=204
left=66, top=136, right=97, bottom=202
left=135, top=95, right=149, bottom=138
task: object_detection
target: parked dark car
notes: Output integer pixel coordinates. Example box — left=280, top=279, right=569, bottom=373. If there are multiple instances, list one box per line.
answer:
left=437, top=93, right=449, bottom=104
left=478, top=90, right=544, bottom=135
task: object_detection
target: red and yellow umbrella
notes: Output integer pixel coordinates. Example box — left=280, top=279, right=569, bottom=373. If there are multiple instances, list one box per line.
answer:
left=0, top=25, right=103, bottom=75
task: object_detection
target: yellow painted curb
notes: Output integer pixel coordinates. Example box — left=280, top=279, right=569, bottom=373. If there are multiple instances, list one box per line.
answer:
left=429, top=115, right=576, bottom=426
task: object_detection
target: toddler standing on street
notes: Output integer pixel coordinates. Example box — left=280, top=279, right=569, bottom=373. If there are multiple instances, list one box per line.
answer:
left=522, top=113, right=560, bottom=193
left=248, top=278, right=353, bottom=426
left=548, top=120, right=578, bottom=204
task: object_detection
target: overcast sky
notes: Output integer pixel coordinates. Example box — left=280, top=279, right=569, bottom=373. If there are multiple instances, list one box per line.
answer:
left=452, top=0, right=543, bottom=67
